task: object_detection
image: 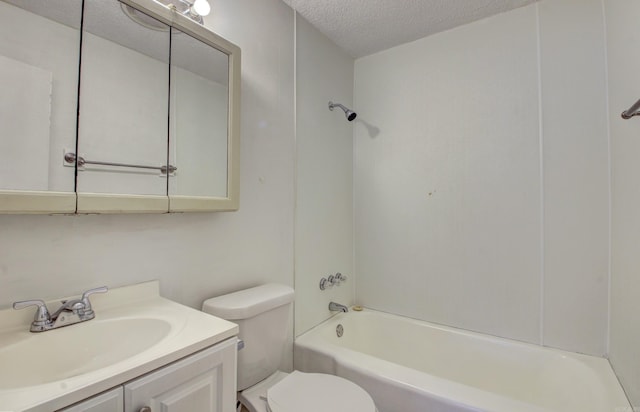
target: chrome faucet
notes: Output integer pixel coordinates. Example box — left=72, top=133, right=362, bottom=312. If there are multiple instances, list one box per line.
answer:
left=328, top=302, right=349, bottom=313
left=13, top=286, right=108, bottom=332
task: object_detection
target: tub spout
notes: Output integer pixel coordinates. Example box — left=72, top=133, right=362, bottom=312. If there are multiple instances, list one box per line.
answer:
left=329, top=302, right=348, bottom=312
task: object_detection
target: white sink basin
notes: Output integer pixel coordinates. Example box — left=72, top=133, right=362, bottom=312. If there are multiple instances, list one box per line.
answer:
left=0, top=318, right=171, bottom=388
left=0, top=281, right=239, bottom=412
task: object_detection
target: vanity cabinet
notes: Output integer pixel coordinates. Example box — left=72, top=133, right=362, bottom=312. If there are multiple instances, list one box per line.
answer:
left=57, top=339, right=237, bottom=412
left=124, top=339, right=236, bottom=412
left=59, top=388, right=124, bottom=412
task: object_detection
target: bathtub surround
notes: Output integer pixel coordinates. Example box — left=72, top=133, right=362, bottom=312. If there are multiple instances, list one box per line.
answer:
left=352, top=0, right=639, bottom=404
left=294, top=14, right=355, bottom=335
left=354, top=0, right=609, bottom=355
left=355, top=5, right=542, bottom=346
left=607, top=0, right=640, bottom=405
left=538, top=0, right=610, bottom=355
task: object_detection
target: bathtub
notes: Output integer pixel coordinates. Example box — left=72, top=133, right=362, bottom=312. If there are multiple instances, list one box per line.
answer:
left=294, top=309, right=631, bottom=412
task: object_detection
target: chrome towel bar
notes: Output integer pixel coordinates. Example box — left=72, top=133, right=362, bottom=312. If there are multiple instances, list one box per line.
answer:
left=64, top=152, right=177, bottom=174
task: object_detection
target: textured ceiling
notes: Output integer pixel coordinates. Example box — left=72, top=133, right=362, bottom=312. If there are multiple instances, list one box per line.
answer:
left=283, top=0, right=539, bottom=58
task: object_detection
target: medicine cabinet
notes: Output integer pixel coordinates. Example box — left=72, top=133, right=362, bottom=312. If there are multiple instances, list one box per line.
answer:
left=0, top=0, right=240, bottom=214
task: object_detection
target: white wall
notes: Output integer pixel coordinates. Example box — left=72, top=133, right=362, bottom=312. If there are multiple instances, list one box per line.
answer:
left=0, top=0, right=295, bottom=367
left=607, top=0, right=640, bottom=406
left=354, top=0, right=609, bottom=355
left=294, top=14, right=355, bottom=335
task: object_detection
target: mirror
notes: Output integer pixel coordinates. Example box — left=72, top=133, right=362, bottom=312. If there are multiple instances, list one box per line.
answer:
left=76, top=0, right=170, bottom=213
left=163, top=2, right=240, bottom=212
left=0, top=0, right=81, bottom=213
left=0, top=0, right=240, bottom=214
left=169, top=27, right=229, bottom=199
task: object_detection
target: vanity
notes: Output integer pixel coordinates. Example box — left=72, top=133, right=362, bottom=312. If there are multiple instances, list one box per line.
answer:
left=0, top=281, right=239, bottom=412
left=0, top=0, right=240, bottom=214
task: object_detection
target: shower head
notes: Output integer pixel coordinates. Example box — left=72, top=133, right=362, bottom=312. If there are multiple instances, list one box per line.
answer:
left=328, top=101, right=357, bottom=122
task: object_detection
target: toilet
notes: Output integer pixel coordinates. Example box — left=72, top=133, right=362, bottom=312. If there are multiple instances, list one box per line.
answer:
left=202, top=284, right=377, bottom=412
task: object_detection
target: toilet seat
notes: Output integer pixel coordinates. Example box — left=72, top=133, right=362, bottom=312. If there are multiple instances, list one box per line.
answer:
left=266, top=371, right=376, bottom=412
left=239, top=370, right=376, bottom=412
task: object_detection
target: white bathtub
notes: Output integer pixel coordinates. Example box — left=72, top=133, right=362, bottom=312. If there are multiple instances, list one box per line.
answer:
left=294, top=309, right=631, bottom=412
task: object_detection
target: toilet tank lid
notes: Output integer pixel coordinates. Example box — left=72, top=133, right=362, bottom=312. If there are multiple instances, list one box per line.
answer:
left=202, top=283, right=294, bottom=320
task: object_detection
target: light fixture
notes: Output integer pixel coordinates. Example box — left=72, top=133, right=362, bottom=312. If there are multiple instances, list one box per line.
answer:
left=169, top=0, right=211, bottom=24
left=122, top=0, right=212, bottom=29
left=192, top=0, right=211, bottom=17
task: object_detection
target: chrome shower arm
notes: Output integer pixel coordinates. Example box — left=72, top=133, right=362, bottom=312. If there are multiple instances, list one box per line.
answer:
left=328, top=101, right=357, bottom=122
left=329, top=102, right=348, bottom=112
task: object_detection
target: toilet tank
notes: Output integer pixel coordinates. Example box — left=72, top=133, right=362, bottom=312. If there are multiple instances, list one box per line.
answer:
left=202, top=284, right=294, bottom=391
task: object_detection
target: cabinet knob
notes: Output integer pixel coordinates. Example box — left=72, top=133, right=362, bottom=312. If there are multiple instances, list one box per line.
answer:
left=139, top=407, right=152, bottom=412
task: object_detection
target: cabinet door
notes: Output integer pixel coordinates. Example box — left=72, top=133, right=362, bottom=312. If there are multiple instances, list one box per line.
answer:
left=75, top=0, right=170, bottom=213
left=0, top=0, right=81, bottom=213
left=58, top=387, right=124, bottom=412
left=124, top=339, right=237, bottom=412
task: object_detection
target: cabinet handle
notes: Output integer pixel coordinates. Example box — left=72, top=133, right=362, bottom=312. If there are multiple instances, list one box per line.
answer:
left=139, top=407, right=152, bottom=412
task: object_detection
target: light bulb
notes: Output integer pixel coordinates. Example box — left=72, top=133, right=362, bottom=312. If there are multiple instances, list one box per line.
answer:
left=192, top=0, right=211, bottom=16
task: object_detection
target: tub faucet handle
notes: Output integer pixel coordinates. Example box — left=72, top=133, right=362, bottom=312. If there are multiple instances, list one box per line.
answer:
left=334, top=273, right=347, bottom=284
left=320, top=273, right=348, bottom=290
left=320, top=276, right=332, bottom=290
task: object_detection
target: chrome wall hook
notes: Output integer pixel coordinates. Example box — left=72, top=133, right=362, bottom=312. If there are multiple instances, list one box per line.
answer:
left=621, top=98, right=640, bottom=119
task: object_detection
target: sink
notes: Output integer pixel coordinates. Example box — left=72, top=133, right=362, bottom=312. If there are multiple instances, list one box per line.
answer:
left=0, top=318, right=171, bottom=388
left=0, top=281, right=238, bottom=412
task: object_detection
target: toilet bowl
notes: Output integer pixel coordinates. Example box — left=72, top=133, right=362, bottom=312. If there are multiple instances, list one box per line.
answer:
left=202, top=284, right=376, bottom=412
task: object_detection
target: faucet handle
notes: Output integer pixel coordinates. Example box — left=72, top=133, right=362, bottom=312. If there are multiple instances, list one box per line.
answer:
left=13, top=300, right=52, bottom=328
left=80, top=286, right=108, bottom=317
left=334, top=273, right=347, bottom=284
left=81, top=286, right=108, bottom=299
